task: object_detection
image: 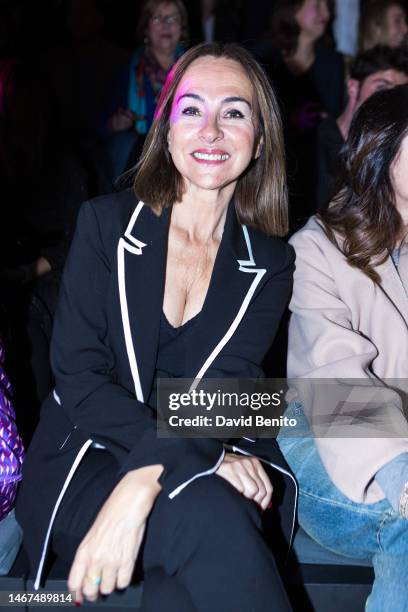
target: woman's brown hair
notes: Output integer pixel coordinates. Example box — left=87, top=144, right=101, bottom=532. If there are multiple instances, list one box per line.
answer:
left=318, top=84, right=408, bottom=283
left=133, top=42, right=288, bottom=236
left=269, top=0, right=333, bottom=56
left=359, top=0, right=406, bottom=52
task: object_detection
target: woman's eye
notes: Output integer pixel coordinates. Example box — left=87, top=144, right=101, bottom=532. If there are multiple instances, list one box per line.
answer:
left=225, top=109, right=245, bottom=119
left=181, top=106, right=201, bottom=116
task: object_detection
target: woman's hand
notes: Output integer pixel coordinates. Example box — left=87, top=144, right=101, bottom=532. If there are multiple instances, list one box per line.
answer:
left=216, top=453, right=273, bottom=511
left=68, top=464, right=163, bottom=603
left=107, top=107, right=137, bottom=132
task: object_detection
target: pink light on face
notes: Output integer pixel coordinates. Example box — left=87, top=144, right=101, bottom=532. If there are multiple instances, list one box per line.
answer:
left=168, top=76, right=195, bottom=124
left=153, top=64, right=179, bottom=122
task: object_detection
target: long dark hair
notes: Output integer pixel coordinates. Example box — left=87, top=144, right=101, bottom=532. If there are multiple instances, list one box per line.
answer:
left=319, top=84, right=408, bottom=283
left=134, top=42, right=288, bottom=236
left=269, top=0, right=333, bottom=56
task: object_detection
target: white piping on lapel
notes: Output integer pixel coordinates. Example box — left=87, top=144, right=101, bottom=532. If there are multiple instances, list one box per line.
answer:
left=237, top=225, right=255, bottom=267
left=34, top=439, right=94, bottom=590
left=118, top=238, right=144, bottom=403
left=189, top=268, right=266, bottom=391
left=124, top=200, right=147, bottom=252
left=117, top=201, right=147, bottom=401
left=171, top=226, right=267, bottom=499
left=189, top=225, right=266, bottom=392
left=35, top=202, right=148, bottom=589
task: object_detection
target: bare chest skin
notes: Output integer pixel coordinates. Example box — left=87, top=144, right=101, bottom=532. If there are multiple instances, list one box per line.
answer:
left=163, top=224, right=221, bottom=327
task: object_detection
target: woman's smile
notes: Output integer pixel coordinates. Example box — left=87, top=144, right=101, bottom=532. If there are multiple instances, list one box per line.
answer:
left=191, top=149, right=231, bottom=163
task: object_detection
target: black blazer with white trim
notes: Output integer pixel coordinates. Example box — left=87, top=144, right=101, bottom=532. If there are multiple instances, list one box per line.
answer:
left=16, top=189, right=296, bottom=587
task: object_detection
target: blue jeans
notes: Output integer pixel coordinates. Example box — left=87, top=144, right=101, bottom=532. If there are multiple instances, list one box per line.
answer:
left=278, top=404, right=408, bottom=612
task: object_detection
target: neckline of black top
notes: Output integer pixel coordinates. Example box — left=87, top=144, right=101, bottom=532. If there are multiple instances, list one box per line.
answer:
left=161, top=309, right=201, bottom=332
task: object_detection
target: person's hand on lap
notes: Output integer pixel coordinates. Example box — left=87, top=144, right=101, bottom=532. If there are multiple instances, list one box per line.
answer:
left=216, top=453, right=273, bottom=511
left=68, top=465, right=162, bottom=603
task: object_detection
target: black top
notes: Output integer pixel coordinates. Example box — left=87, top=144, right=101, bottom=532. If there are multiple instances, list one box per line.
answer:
left=148, top=311, right=200, bottom=409
left=317, top=115, right=345, bottom=210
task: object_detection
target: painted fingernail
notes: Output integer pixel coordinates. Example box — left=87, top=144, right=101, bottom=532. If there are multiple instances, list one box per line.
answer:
left=267, top=501, right=273, bottom=509
left=75, top=602, right=81, bottom=607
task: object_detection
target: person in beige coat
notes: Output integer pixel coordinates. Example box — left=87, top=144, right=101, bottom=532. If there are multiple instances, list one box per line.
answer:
left=278, top=84, right=408, bottom=612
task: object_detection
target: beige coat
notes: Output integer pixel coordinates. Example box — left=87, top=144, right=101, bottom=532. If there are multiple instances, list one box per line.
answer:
left=288, top=216, right=408, bottom=504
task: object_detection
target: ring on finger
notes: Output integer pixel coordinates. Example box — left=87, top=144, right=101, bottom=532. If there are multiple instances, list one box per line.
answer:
left=86, top=574, right=102, bottom=586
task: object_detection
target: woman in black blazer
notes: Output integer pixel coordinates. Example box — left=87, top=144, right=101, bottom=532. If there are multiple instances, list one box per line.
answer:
left=16, top=43, right=296, bottom=611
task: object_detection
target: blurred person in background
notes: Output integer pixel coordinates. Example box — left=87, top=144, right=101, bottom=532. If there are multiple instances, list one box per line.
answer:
left=317, top=44, right=408, bottom=208
left=359, top=0, right=408, bottom=51
left=105, top=0, right=188, bottom=181
left=260, top=0, right=345, bottom=228
left=279, top=84, right=408, bottom=612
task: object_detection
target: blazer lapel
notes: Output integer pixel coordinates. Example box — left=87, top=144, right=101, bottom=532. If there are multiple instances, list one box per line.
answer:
left=117, top=199, right=268, bottom=400
left=186, top=202, right=267, bottom=385
left=117, top=202, right=170, bottom=402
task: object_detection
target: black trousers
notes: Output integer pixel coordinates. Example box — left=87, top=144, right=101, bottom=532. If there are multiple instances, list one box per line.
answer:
left=52, top=449, right=292, bottom=612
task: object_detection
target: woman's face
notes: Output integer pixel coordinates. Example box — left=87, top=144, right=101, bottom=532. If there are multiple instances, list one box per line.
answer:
left=167, top=56, right=261, bottom=196
left=295, top=0, right=330, bottom=41
left=146, top=2, right=182, bottom=55
left=382, top=4, right=408, bottom=48
left=391, top=133, right=408, bottom=219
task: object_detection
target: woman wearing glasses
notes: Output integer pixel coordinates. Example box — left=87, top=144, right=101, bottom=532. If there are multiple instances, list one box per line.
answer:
left=106, top=0, right=189, bottom=180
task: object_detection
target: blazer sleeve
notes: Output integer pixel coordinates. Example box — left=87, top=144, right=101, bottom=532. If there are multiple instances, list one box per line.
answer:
left=51, top=201, right=224, bottom=498
left=287, top=223, right=408, bottom=504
